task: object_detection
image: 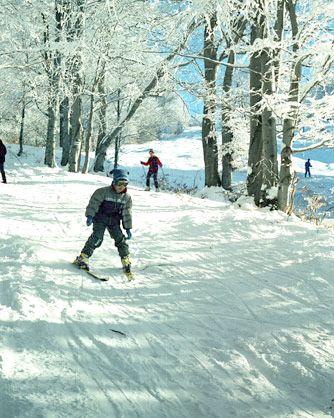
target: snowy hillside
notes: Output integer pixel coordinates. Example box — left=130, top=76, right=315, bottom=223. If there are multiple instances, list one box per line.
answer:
left=1, top=138, right=334, bottom=418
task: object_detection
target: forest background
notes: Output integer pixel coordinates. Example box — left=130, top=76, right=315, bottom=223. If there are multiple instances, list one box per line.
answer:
left=0, top=0, right=333, bottom=214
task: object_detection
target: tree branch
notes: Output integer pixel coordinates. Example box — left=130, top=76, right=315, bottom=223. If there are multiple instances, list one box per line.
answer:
left=292, top=139, right=332, bottom=154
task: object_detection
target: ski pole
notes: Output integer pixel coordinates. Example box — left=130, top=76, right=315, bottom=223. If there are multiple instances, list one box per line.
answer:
left=160, top=167, right=167, bottom=190
left=141, top=164, right=147, bottom=189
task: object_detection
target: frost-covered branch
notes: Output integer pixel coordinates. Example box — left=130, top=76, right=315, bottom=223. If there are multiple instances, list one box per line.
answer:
left=292, top=140, right=332, bottom=154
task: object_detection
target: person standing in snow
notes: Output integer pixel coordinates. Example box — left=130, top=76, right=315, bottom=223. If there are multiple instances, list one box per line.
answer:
left=305, top=158, right=312, bottom=177
left=74, top=169, right=133, bottom=280
left=0, top=139, right=7, bottom=184
left=140, top=149, right=163, bottom=192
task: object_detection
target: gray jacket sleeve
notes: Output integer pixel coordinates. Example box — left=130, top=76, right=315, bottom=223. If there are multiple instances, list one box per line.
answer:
left=85, top=188, right=106, bottom=218
left=122, top=194, right=132, bottom=229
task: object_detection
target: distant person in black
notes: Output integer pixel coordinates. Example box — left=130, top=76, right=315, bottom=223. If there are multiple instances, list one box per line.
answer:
left=0, top=139, right=7, bottom=184
left=305, top=158, right=312, bottom=177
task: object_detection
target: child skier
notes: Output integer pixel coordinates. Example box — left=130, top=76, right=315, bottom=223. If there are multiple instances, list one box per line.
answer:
left=74, top=168, right=133, bottom=280
left=140, top=149, right=163, bottom=192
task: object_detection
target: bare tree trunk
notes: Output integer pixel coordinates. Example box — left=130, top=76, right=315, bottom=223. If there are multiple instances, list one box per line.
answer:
left=58, top=0, right=71, bottom=166
left=94, top=67, right=107, bottom=172
left=45, top=102, right=57, bottom=167
left=68, top=0, right=84, bottom=173
left=221, top=16, right=246, bottom=190
left=81, top=59, right=105, bottom=173
left=82, top=93, right=94, bottom=174
left=273, top=0, right=285, bottom=86
left=114, top=88, right=122, bottom=169
left=278, top=111, right=299, bottom=211
left=68, top=69, right=83, bottom=172
left=278, top=0, right=300, bottom=211
left=202, top=13, right=221, bottom=187
left=42, top=8, right=60, bottom=168
left=247, top=21, right=263, bottom=204
left=17, top=102, right=26, bottom=157
left=247, top=1, right=278, bottom=206
left=286, top=171, right=299, bottom=215
left=60, top=97, right=70, bottom=165
left=260, top=47, right=278, bottom=204
left=221, top=50, right=235, bottom=190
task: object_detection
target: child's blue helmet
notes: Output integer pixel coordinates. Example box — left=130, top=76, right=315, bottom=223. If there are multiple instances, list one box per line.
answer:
left=110, top=169, right=129, bottom=184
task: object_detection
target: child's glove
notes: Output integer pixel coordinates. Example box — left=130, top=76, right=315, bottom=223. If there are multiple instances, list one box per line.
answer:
left=86, top=216, right=93, bottom=226
left=140, top=161, right=144, bottom=165
left=126, top=229, right=132, bottom=240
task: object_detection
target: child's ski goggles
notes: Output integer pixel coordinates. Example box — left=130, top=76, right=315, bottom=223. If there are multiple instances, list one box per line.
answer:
left=115, top=180, right=128, bottom=186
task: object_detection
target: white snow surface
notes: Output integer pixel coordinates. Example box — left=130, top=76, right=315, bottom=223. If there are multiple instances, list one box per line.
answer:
left=1, top=137, right=334, bottom=418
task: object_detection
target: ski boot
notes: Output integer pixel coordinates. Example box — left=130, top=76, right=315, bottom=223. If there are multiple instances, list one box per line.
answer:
left=145, top=186, right=150, bottom=191
left=121, top=256, right=134, bottom=281
left=73, top=252, right=90, bottom=270
left=155, top=187, right=160, bottom=192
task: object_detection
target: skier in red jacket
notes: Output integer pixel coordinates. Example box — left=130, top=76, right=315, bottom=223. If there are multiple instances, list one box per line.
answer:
left=140, top=149, right=163, bottom=192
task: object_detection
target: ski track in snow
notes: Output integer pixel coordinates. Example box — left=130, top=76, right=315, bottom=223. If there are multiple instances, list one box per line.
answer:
left=0, top=161, right=334, bottom=418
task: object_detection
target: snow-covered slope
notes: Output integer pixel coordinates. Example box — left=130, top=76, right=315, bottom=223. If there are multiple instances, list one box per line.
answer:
left=0, top=142, right=334, bottom=418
